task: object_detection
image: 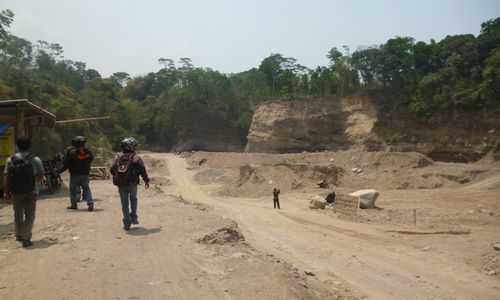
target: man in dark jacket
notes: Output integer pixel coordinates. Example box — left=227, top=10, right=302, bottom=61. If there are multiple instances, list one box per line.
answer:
left=110, top=137, right=149, bottom=231
left=273, top=187, right=280, bottom=209
left=57, top=136, right=95, bottom=211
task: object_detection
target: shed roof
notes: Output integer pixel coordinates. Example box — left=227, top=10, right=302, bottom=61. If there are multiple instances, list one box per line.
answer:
left=0, top=99, right=56, bottom=128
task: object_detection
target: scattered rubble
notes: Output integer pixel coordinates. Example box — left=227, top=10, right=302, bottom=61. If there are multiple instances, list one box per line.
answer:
left=486, top=269, right=497, bottom=276
left=89, top=167, right=110, bottom=180
left=316, top=180, right=329, bottom=188
left=351, top=167, right=363, bottom=174
left=197, top=221, right=245, bottom=245
left=309, top=197, right=327, bottom=209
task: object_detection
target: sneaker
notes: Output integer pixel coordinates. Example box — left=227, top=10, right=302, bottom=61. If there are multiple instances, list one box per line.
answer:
left=131, top=219, right=139, bottom=225
left=67, top=206, right=77, bottom=210
left=88, top=203, right=94, bottom=212
left=123, top=224, right=131, bottom=231
left=22, top=240, right=33, bottom=248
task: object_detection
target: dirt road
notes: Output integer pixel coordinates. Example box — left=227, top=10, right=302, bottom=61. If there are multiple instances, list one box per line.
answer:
left=0, top=152, right=499, bottom=299
left=0, top=154, right=337, bottom=300
left=162, top=153, right=500, bottom=300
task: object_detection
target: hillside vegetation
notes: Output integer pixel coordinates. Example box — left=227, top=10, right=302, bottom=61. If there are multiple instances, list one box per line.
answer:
left=0, top=9, right=499, bottom=156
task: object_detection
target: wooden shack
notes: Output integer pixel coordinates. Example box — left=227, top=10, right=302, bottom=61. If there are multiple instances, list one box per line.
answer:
left=0, top=99, right=56, bottom=188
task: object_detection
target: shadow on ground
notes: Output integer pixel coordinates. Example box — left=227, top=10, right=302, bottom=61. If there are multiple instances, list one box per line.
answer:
left=24, top=238, right=59, bottom=250
left=0, top=222, right=14, bottom=241
left=126, top=227, right=162, bottom=236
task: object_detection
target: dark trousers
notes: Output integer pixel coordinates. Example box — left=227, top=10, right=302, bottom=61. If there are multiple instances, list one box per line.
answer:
left=69, top=175, right=93, bottom=207
left=12, top=193, right=37, bottom=241
left=273, top=198, right=280, bottom=209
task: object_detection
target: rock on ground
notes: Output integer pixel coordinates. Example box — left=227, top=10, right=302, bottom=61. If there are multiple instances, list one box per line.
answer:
left=349, top=189, right=379, bottom=209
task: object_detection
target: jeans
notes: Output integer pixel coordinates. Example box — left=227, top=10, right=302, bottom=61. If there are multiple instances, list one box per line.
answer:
left=12, top=193, right=37, bottom=241
left=118, top=185, right=138, bottom=226
left=69, top=175, right=93, bottom=207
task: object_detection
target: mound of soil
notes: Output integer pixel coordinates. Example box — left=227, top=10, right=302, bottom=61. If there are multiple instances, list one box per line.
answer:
left=197, top=221, right=245, bottom=244
left=187, top=149, right=498, bottom=197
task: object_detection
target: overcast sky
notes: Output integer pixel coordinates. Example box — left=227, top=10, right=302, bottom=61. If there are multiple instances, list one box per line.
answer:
left=3, top=0, right=499, bottom=77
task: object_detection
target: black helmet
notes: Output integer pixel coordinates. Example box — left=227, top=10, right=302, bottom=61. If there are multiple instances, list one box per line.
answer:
left=120, top=137, right=140, bottom=152
left=71, top=136, right=86, bottom=147
left=54, top=152, right=65, bottom=162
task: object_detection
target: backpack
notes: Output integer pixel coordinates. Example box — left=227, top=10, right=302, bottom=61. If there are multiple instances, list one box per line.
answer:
left=76, top=146, right=91, bottom=161
left=112, top=154, right=136, bottom=186
left=7, top=154, right=36, bottom=194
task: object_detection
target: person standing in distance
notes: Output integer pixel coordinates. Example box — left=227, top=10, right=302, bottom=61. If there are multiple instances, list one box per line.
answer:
left=110, top=137, right=150, bottom=231
left=3, top=136, right=44, bottom=247
left=56, top=136, right=95, bottom=211
left=273, top=187, right=281, bottom=209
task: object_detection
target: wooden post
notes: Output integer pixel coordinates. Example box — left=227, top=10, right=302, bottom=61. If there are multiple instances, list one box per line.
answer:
left=357, top=197, right=360, bottom=216
left=17, top=107, right=25, bottom=137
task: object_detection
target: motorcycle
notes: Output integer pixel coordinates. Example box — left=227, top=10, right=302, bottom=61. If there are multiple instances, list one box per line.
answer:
left=41, top=152, right=64, bottom=194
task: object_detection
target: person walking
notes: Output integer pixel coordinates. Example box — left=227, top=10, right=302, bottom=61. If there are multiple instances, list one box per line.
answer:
left=2, top=136, right=44, bottom=247
left=61, top=146, right=84, bottom=203
left=110, top=137, right=150, bottom=231
left=56, top=136, right=95, bottom=211
left=273, top=187, right=281, bottom=209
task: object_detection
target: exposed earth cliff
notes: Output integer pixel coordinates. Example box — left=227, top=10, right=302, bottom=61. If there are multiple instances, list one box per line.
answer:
left=245, top=95, right=500, bottom=162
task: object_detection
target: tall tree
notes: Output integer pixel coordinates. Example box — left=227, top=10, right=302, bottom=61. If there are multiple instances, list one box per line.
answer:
left=0, top=9, right=14, bottom=39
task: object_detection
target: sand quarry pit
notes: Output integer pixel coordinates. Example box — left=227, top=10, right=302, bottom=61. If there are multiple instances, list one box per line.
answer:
left=1, top=150, right=499, bottom=299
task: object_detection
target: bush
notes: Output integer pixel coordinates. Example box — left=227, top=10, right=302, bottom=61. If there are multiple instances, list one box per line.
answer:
left=485, top=138, right=500, bottom=154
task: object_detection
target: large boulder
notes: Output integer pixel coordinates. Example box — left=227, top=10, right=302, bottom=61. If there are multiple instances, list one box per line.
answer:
left=309, top=196, right=327, bottom=209
left=349, top=189, right=379, bottom=209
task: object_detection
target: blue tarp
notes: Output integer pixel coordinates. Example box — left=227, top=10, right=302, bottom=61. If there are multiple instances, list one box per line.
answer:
left=0, top=123, right=11, bottom=134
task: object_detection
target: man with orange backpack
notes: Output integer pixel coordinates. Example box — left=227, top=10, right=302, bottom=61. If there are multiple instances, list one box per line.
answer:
left=56, top=136, right=95, bottom=211
left=110, top=137, right=149, bottom=231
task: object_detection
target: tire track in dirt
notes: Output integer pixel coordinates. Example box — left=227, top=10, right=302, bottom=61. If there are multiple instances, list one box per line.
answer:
left=160, top=153, right=500, bottom=300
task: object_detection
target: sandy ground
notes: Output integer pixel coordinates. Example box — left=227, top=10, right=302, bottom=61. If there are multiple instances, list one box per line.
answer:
left=1, top=150, right=499, bottom=299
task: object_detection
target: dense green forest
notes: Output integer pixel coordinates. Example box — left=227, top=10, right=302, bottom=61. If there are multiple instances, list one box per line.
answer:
left=0, top=9, right=499, bottom=154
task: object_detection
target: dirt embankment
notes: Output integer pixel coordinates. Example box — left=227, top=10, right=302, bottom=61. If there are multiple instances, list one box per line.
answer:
left=186, top=149, right=499, bottom=197
left=245, top=96, right=377, bottom=153
left=245, top=95, right=500, bottom=162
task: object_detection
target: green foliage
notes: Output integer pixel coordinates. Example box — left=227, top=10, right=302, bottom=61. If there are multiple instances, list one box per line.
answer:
left=386, top=131, right=409, bottom=144
left=0, top=9, right=14, bottom=39
left=484, top=138, right=500, bottom=155
left=349, top=19, right=500, bottom=116
left=0, top=10, right=498, bottom=152
left=478, top=18, right=500, bottom=61
left=479, top=46, right=500, bottom=104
